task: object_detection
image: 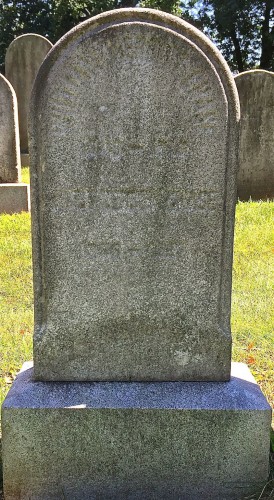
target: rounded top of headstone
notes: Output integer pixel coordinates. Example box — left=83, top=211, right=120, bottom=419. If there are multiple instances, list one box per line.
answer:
left=235, top=69, right=274, bottom=80
left=6, top=33, right=53, bottom=52
left=234, top=69, right=274, bottom=97
left=0, top=71, right=17, bottom=97
left=31, top=8, right=239, bottom=120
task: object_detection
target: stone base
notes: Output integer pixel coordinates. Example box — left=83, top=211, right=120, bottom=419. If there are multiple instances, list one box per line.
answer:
left=2, top=362, right=271, bottom=500
left=0, top=183, right=30, bottom=214
left=20, top=154, right=29, bottom=167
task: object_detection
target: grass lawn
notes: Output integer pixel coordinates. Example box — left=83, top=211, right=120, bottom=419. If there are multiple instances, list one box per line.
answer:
left=0, top=168, right=273, bottom=498
left=21, top=165, right=30, bottom=184
left=232, top=200, right=274, bottom=413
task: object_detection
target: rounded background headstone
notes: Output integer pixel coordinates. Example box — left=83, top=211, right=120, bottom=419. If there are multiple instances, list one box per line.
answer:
left=0, top=73, right=21, bottom=183
left=5, top=34, right=53, bottom=154
left=235, top=69, right=274, bottom=200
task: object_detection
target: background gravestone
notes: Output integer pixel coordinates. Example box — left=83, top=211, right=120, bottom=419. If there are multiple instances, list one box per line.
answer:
left=0, top=73, right=21, bottom=183
left=2, top=10, right=271, bottom=500
left=0, top=73, right=30, bottom=213
left=235, top=70, right=274, bottom=200
left=30, top=9, right=239, bottom=382
left=5, top=34, right=53, bottom=157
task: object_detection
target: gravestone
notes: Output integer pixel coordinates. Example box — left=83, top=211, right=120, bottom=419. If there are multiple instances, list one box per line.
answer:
left=5, top=34, right=53, bottom=160
left=235, top=70, right=274, bottom=200
left=2, top=9, right=271, bottom=499
left=0, top=73, right=21, bottom=183
left=30, top=8, right=240, bottom=383
left=0, top=73, right=30, bottom=213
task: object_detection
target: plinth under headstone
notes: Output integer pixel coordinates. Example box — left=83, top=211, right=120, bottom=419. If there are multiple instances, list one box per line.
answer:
left=2, top=9, right=271, bottom=499
left=0, top=73, right=29, bottom=214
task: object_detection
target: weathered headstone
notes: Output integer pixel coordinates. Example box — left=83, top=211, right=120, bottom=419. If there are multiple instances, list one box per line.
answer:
left=235, top=70, right=274, bottom=200
left=0, top=73, right=30, bottom=213
left=0, top=73, right=21, bottom=183
left=30, top=7, right=240, bottom=383
left=2, top=9, right=271, bottom=499
left=5, top=34, right=53, bottom=156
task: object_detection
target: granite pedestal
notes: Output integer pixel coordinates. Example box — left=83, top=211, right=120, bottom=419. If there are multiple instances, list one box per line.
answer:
left=2, top=362, right=271, bottom=500
left=0, top=183, right=30, bottom=214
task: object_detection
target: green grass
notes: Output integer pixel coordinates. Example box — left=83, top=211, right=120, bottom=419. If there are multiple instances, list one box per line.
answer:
left=0, top=167, right=31, bottom=404
left=21, top=166, right=30, bottom=184
left=232, top=200, right=274, bottom=412
left=0, top=173, right=273, bottom=498
left=0, top=212, right=33, bottom=404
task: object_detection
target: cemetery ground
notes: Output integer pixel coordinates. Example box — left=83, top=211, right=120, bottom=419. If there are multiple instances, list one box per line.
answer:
left=0, top=167, right=273, bottom=499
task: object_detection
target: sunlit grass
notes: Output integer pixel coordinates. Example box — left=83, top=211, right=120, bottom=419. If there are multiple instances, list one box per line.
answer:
left=232, top=200, right=274, bottom=413
left=0, top=212, right=33, bottom=404
left=21, top=166, right=30, bottom=184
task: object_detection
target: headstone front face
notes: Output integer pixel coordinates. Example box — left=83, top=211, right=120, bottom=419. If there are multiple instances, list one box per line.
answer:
left=0, top=74, right=21, bottom=183
left=5, top=34, right=53, bottom=154
left=30, top=10, right=239, bottom=382
left=235, top=70, right=274, bottom=200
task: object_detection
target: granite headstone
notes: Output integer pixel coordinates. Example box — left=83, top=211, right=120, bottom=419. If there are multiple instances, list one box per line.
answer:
left=0, top=73, right=21, bottom=183
left=5, top=34, right=53, bottom=154
left=2, top=10, right=271, bottom=499
left=30, top=9, right=239, bottom=382
left=235, top=70, right=274, bottom=200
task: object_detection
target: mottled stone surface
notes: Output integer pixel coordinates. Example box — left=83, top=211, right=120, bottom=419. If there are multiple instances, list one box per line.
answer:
left=235, top=70, right=274, bottom=200
left=5, top=34, right=52, bottom=153
left=0, top=183, right=30, bottom=214
left=0, top=74, right=21, bottom=183
left=29, top=9, right=240, bottom=382
left=2, top=362, right=271, bottom=500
